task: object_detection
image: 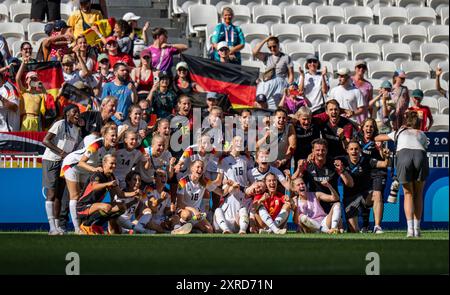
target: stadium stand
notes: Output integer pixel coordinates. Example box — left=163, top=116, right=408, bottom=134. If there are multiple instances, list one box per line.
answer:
left=352, top=42, right=381, bottom=61
left=364, top=24, right=394, bottom=49
left=400, top=61, right=431, bottom=82
left=316, top=5, right=345, bottom=32
left=301, top=23, right=331, bottom=51
left=252, top=5, right=282, bottom=27
left=333, top=24, right=363, bottom=52
left=284, top=5, right=314, bottom=25
left=344, top=6, right=373, bottom=29
left=368, top=60, right=397, bottom=79
left=271, top=23, right=301, bottom=44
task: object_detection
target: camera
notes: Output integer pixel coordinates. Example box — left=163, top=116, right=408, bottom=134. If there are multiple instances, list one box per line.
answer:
left=388, top=177, right=400, bottom=203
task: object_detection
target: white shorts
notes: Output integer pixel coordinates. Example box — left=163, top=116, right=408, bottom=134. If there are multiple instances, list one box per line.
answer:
left=63, top=166, right=89, bottom=184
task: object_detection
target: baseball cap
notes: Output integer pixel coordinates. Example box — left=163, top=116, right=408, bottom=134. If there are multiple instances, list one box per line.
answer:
left=44, top=23, right=54, bottom=36
left=25, top=71, right=38, bottom=80
left=207, top=92, right=219, bottom=100
left=411, top=89, right=424, bottom=98
left=217, top=41, right=229, bottom=51
left=98, top=53, right=109, bottom=62
left=140, top=50, right=151, bottom=58
left=62, top=54, right=75, bottom=64
left=256, top=94, right=267, bottom=103
left=394, top=70, right=406, bottom=78
left=105, top=36, right=117, bottom=44
left=122, top=12, right=141, bottom=22
left=355, top=60, right=367, bottom=68
left=381, top=80, right=392, bottom=89
left=73, top=81, right=89, bottom=90
left=54, top=20, right=68, bottom=31
left=337, top=68, right=350, bottom=76
left=305, top=54, right=319, bottom=61
left=176, top=61, right=188, bottom=71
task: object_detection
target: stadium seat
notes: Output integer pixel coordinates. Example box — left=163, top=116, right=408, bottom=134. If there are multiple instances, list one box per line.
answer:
left=337, top=60, right=357, bottom=75
left=328, top=78, right=339, bottom=89
left=398, top=25, right=428, bottom=55
left=344, top=6, right=373, bottom=30
left=400, top=61, right=431, bottom=82
left=316, top=6, right=345, bottom=32
left=269, top=0, right=295, bottom=12
left=60, top=3, right=72, bottom=20
left=428, top=25, right=449, bottom=46
left=441, top=7, right=449, bottom=25
left=420, top=96, right=439, bottom=113
left=187, top=5, right=218, bottom=37
left=379, top=7, right=408, bottom=35
left=27, top=22, right=47, bottom=45
left=240, top=43, right=253, bottom=62
left=11, top=39, right=22, bottom=57
left=284, top=42, right=315, bottom=64
left=438, top=61, right=449, bottom=81
left=421, top=43, right=449, bottom=69
left=252, top=5, right=282, bottom=27
left=301, top=23, right=331, bottom=52
left=173, top=0, right=202, bottom=15
left=420, top=78, right=448, bottom=98
left=9, top=2, right=31, bottom=23
left=235, top=0, right=264, bottom=11
left=0, top=22, right=25, bottom=43
left=333, top=24, right=363, bottom=52
left=329, top=0, right=358, bottom=7
left=364, top=25, right=394, bottom=49
left=438, top=97, right=449, bottom=114
left=408, top=7, right=437, bottom=28
left=284, top=5, right=314, bottom=26
left=220, top=5, right=251, bottom=26
left=352, top=43, right=381, bottom=61
left=242, top=59, right=265, bottom=74
left=368, top=60, right=397, bottom=79
left=382, top=43, right=412, bottom=67
left=0, top=4, right=8, bottom=23
left=369, top=0, right=395, bottom=17
left=427, top=0, right=449, bottom=14
left=210, top=0, right=233, bottom=14
left=368, top=78, right=382, bottom=95
left=402, top=79, right=418, bottom=94
left=321, top=60, right=334, bottom=76
left=299, top=0, right=327, bottom=11
left=271, top=24, right=301, bottom=44
left=429, top=114, right=449, bottom=131
left=240, top=23, right=270, bottom=47
left=318, top=42, right=348, bottom=70
left=396, top=0, right=424, bottom=8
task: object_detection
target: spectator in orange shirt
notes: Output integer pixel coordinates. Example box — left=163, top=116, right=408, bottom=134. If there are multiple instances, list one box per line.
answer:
left=407, top=89, right=433, bottom=131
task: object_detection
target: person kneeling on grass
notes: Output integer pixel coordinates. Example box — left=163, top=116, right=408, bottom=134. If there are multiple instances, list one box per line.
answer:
left=291, top=177, right=343, bottom=234
left=77, top=154, right=139, bottom=235
left=253, top=173, right=290, bottom=235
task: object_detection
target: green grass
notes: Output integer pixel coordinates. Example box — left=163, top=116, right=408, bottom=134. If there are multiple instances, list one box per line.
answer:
left=0, top=231, right=448, bottom=275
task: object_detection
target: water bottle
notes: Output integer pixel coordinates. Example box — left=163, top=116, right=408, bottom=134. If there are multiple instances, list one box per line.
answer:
left=388, top=177, right=400, bottom=203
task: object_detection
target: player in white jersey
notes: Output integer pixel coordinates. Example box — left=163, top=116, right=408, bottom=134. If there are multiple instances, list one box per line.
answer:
left=247, top=149, right=291, bottom=191
left=176, top=160, right=223, bottom=233
left=114, top=130, right=150, bottom=189
left=61, top=122, right=117, bottom=233
left=214, top=136, right=251, bottom=234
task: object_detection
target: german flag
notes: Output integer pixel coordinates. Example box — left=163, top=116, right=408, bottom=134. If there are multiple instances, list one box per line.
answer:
left=178, top=177, right=188, bottom=190
left=181, top=54, right=259, bottom=109
left=25, top=61, right=64, bottom=101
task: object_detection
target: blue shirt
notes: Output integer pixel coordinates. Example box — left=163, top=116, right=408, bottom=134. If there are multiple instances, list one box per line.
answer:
left=101, top=81, right=133, bottom=124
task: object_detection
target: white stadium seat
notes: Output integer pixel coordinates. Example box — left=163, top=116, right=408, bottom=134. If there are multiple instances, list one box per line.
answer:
left=421, top=43, right=449, bottom=69
left=242, top=59, right=265, bottom=74
left=240, top=23, right=269, bottom=46
left=344, top=6, right=373, bottom=29
left=187, top=5, right=218, bottom=36
left=252, top=5, right=282, bottom=27
left=368, top=78, right=382, bottom=96
left=429, top=114, right=449, bottom=131
left=240, top=43, right=253, bottom=62
left=316, top=6, right=345, bottom=32
left=379, top=7, right=408, bottom=34
left=210, top=0, right=233, bottom=14
left=337, top=60, right=357, bottom=75
left=333, top=24, right=363, bottom=52
left=329, top=0, right=358, bottom=7
left=321, top=61, right=334, bottom=76
left=9, top=2, right=31, bottom=23
left=318, top=42, right=348, bottom=70
left=441, top=7, right=449, bottom=25
left=420, top=79, right=448, bottom=98
left=438, top=97, right=449, bottom=114
left=0, top=22, right=25, bottom=43
left=269, top=0, right=295, bottom=12
left=438, top=61, right=449, bottom=81
left=11, top=40, right=22, bottom=58
left=221, top=5, right=251, bottom=26
left=396, top=0, right=424, bottom=8
left=271, top=24, right=301, bottom=44
left=173, top=0, right=202, bottom=15
left=420, top=96, right=439, bottom=113
left=235, top=0, right=264, bottom=11
left=402, top=79, right=418, bottom=94
left=284, top=5, right=314, bottom=26
left=368, top=61, right=397, bottom=79
left=427, top=0, right=449, bottom=13
left=328, top=78, right=339, bottom=89
left=382, top=43, right=412, bottom=67
left=428, top=25, right=449, bottom=46
left=284, top=42, right=315, bottom=64
left=398, top=24, right=428, bottom=55
left=301, top=23, right=331, bottom=52
left=408, top=7, right=437, bottom=28
left=401, top=61, right=431, bottom=81
left=299, top=0, right=327, bottom=11
left=364, top=25, right=394, bottom=49
left=27, top=22, right=47, bottom=45
left=60, top=3, right=72, bottom=20
left=352, top=43, right=382, bottom=61
left=0, top=4, right=8, bottom=22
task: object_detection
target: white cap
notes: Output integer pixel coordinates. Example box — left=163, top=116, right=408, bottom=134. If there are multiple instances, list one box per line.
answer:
left=337, top=68, right=350, bottom=76
left=176, top=61, right=188, bottom=70
left=217, top=41, right=229, bottom=50
left=122, top=12, right=141, bottom=22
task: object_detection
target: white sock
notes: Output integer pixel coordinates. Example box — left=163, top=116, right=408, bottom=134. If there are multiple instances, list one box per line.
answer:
left=45, top=201, right=56, bottom=232
left=214, top=208, right=230, bottom=232
left=407, top=219, right=414, bottom=233
left=300, top=215, right=320, bottom=231
left=238, top=207, right=249, bottom=232
left=55, top=219, right=60, bottom=229
left=331, top=203, right=341, bottom=229
left=274, top=208, right=289, bottom=227
left=413, top=219, right=421, bottom=231
left=258, top=206, right=279, bottom=232
left=69, top=200, right=80, bottom=232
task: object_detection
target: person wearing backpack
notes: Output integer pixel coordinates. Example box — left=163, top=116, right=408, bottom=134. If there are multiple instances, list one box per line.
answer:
left=68, top=0, right=103, bottom=38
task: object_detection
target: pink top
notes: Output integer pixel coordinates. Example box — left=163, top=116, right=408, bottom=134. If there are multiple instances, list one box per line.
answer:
left=352, top=77, right=373, bottom=123
left=284, top=96, right=306, bottom=114
left=296, top=192, right=327, bottom=223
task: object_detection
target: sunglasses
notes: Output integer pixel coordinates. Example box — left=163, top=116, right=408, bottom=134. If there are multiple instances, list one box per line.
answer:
left=307, top=59, right=318, bottom=64
left=100, top=60, right=109, bottom=64
left=142, top=55, right=151, bottom=59
left=22, top=47, right=32, bottom=51
left=268, top=45, right=278, bottom=49
left=356, top=65, right=367, bottom=70
left=178, top=68, right=187, bottom=72
left=219, top=48, right=229, bottom=52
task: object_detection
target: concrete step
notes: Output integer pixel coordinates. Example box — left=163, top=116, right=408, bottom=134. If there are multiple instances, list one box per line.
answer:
left=106, top=0, right=153, bottom=7
left=137, top=17, right=172, bottom=28
left=108, top=7, right=166, bottom=19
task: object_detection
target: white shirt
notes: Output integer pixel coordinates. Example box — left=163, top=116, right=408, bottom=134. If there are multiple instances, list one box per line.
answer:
left=0, top=82, right=20, bottom=132
left=302, top=73, right=328, bottom=112
left=329, top=85, right=365, bottom=123
left=177, top=176, right=217, bottom=209
left=388, top=128, right=428, bottom=152
left=247, top=166, right=286, bottom=184
left=42, top=119, right=80, bottom=161
left=115, top=147, right=146, bottom=188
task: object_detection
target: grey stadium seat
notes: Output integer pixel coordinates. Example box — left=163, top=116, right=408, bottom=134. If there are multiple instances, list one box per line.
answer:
left=400, top=61, right=431, bottom=81
left=420, top=79, right=448, bottom=98
left=368, top=61, right=397, bottom=79
left=429, top=114, right=449, bottom=131
left=269, top=0, right=296, bottom=12
left=344, top=6, right=373, bottom=30
left=420, top=96, right=439, bottom=113
left=219, top=5, right=251, bottom=26
left=428, top=25, right=449, bottom=46
left=187, top=5, right=218, bottom=36
left=438, top=97, right=449, bottom=114
left=398, top=24, right=428, bottom=55
left=329, top=0, right=358, bottom=7
left=240, top=43, right=253, bottom=62
left=402, top=79, right=418, bottom=95
left=441, top=7, right=449, bottom=25
left=284, top=5, right=314, bottom=26
left=438, top=61, right=449, bottom=81
left=299, top=0, right=327, bottom=11
left=302, top=23, right=331, bottom=52
left=382, top=43, right=412, bottom=67
left=364, top=25, right=394, bottom=49
left=9, top=2, right=31, bottom=23
left=352, top=43, right=382, bottom=61
left=408, top=7, right=437, bottom=28
left=379, top=7, right=408, bottom=34
left=316, top=6, right=345, bottom=32
left=240, top=23, right=270, bottom=46
left=27, top=22, right=47, bottom=45
left=173, top=0, right=202, bottom=15
left=318, top=42, right=348, bottom=70
left=0, top=4, right=8, bottom=22
left=235, top=0, right=264, bottom=10
left=211, top=0, right=233, bottom=14
left=252, top=5, right=282, bottom=27
left=334, top=24, right=363, bottom=52
left=396, top=0, right=424, bottom=8
left=271, top=24, right=301, bottom=44
left=421, top=43, right=449, bottom=69
left=337, top=61, right=357, bottom=75
left=284, top=42, right=315, bottom=64
left=427, top=0, right=449, bottom=13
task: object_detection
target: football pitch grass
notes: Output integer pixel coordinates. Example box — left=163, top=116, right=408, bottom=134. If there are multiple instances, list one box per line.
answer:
left=0, top=231, right=448, bottom=275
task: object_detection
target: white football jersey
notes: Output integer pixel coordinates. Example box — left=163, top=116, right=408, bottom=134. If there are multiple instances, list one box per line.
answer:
left=219, top=154, right=251, bottom=187
left=177, top=145, right=219, bottom=179
left=247, top=166, right=286, bottom=183
left=115, top=146, right=146, bottom=188
left=177, top=176, right=217, bottom=209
